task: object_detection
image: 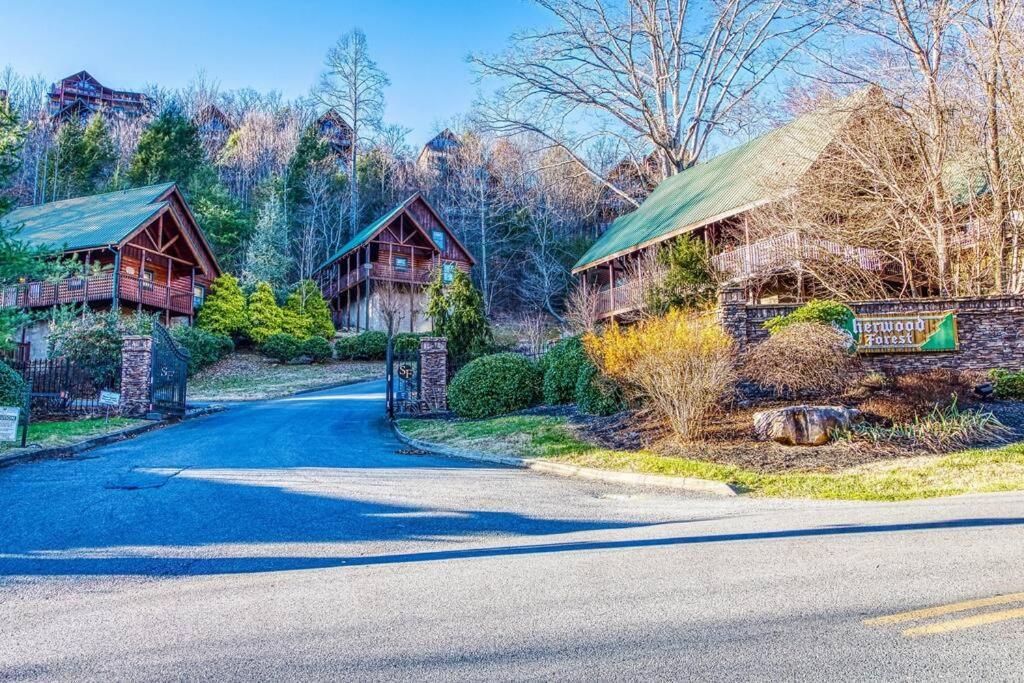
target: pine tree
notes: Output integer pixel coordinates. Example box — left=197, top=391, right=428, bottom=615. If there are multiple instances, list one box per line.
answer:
left=425, top=269, right=448, bottom=332
left=246, top=282, right=284, bottom=345
left=443, top=269, right=491, bottom=365
left=128, top=106, right=204, bottom=186
left=242, top=192, right=290, bottom=290
left=196, top=273, right=249, bottom=338
left=188, top=165, right=250, bottom=268
left=285, top=280, right=334, bottom=340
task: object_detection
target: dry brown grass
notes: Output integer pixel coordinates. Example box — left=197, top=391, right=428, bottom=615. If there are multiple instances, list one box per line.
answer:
left=743, top=323, right=856, bottom=396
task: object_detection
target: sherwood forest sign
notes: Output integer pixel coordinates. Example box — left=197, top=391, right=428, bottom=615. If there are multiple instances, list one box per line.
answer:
left=843, top=311, right=959, bottom=354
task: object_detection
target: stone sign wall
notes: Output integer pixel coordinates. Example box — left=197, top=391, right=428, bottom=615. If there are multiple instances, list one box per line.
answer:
left=718, top=288, right=1024, bottom=374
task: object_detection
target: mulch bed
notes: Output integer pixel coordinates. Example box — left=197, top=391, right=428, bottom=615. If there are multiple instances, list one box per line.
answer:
left=569, top=397, right=1024, bottom=475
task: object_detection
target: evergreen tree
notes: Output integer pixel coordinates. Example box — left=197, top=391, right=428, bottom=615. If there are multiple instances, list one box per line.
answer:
left=0, top=107, right=30, bottom=349
left=279, top=306, right=312, bottom=340
left=246, top=282, right=283, bottom=345
left=425, top=269, right=448, bottom=332
left=196, top=273, right=249, bottom=339
left=285, top=280, right=334, bottom=340
left=646, top=234, right=715, bottom=313
left=285, top=125, right=333, bottom=213
left=79, top=115, right=116, bottom=193
left=188, top=165, right=250, bottom=268
left=242, top=191, right=290, bottom=290
left=128, top=106, right=204, bottom=186
left=444, top=269, right=492, bottom=364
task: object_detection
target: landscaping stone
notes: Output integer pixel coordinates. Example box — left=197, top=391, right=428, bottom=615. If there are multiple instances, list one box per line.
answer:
left=753, top=405, right=861, bottom=446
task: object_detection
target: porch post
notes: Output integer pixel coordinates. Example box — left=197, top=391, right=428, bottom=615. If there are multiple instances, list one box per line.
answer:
left=112, top=249, right=122, bottom=310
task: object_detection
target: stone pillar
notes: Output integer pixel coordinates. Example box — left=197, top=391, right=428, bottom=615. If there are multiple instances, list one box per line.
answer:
left=718, top=286, right=749, bottom=353
left=419, top=337, right=448, bottom=412
left=120, top=335, right=152, bottom=417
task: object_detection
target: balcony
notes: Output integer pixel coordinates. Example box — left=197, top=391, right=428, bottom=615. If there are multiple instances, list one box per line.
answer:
left=322, top=263, right=434, bottom=299
left=712, top=231, right=885, bottom=281
left=596, top=283, right=641, bottom=318
left=1, top=273, right=194, bottom=316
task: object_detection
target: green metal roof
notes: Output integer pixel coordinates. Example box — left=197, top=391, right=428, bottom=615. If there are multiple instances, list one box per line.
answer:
left=316, top=193, right=439, bottom=272
left=1, top=183, right=175, bottom=251
left=573, top=95, right=867, bottom=273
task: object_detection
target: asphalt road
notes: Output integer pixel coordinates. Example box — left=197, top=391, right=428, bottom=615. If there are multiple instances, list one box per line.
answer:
left=2, top=380, right=1023, bottom=681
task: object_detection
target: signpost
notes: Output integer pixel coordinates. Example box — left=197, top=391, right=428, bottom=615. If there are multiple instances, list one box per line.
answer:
left=844, top=311, right=958, bottom=354
left=0, top=406, right=19, bottom=443
left=99, top=390, right=120, bottom=425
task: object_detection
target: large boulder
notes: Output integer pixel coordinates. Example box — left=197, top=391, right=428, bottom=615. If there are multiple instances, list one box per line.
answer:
left=753, top=406, right=861, bottom=446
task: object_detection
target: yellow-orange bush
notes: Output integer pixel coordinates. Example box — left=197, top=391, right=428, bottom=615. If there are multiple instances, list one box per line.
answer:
left=584, top=310, right=735, bottom=440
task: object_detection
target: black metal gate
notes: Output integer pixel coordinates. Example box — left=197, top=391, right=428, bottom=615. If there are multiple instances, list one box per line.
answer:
left=386, top=341, right=421, bottom=418
left=150, top=322, right=189, bottom=417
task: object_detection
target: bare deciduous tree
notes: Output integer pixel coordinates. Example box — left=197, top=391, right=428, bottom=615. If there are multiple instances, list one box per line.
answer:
left=318, top=29, right=390, bottom=233
left=473, top=0, right=837, bottom=202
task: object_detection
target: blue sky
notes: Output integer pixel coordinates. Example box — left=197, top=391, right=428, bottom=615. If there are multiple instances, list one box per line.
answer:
left=0, top=0, right=549, bottom=146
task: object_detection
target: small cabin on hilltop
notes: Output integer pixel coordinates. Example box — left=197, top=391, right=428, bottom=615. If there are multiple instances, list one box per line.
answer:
left=1, top=183, right=221, bottom=359
left=313, top=194, right=474, bottom=333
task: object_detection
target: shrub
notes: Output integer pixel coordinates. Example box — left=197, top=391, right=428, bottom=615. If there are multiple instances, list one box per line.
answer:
left=860, top=370, right=973, bottom=423
left=246, top=281, right=283, bottom=345
left=334, top=331, right=388, bottom=360
left=260, top=333, right=302, bottom=363
left=574, top=363, right=625, bottom=416
left=852, top=399, right=1011, bottom=454
left=196, top=273, right=249, bottom=339
left=448, top=353, right=542, bottom=419
left=393, top=332, right=425, bottom=354
left=585, top=311, right=734, bottom=440
left=0, top=361, right=25, bottom=408
left=764, top=299, right=853, bottom=335
left=743, top=323, right=855, bottom=396
left=428, top=269, right=492, bottom=367
left=285, top=280, right=335, bottom=340
left=542, top=337, right=590, bottom=405
left=171, top=325, right=234, bottom=376
left=279, top=307, right=312, bottom=339
left=301, top=336, right=333, bottom=363
left=990, top=369, right=1024, bottom=399
left=48, top=308, right=126, bottom=387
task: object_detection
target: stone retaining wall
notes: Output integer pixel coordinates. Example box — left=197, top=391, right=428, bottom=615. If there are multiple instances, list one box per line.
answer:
left=718, top=288, right=1024, bottom=374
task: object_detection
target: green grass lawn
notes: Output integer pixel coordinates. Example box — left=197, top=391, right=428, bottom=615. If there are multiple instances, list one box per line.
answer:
left=398, top=415, right=1024, bottom=501
left=1, top=417, right=143, bottom=452
left=189, top=353, right=385, bottom=401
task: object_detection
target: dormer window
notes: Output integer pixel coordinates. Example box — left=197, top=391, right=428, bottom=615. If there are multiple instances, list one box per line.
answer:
left=431, top=229, right=446, bottom=250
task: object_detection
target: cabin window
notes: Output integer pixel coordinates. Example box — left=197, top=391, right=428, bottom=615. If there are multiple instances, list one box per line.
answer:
left=394, top=256, right=410, bottom=272
left=142, top=269, right=155, bottom=290
left=193, top=285, right=206, bottom=310
left=442, top=262, right=455, bottom=284
left=431, top=229, right=446, bottom=250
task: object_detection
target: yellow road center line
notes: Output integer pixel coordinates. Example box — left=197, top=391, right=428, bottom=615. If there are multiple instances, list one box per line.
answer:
left=863, top=592, right=1024, bottom=625
left=902, top=606, right=1024, bottom=637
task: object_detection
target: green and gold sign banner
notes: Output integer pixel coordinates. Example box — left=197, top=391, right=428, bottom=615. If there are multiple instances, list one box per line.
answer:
left=843, top=311, right=958, bottom=354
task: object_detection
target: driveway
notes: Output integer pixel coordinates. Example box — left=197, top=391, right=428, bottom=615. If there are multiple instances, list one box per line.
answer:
left=1, top=380, right=1022, bottom=680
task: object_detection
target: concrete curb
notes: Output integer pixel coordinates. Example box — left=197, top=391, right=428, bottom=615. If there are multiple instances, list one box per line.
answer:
left=0, top=404, right=227, bottom=468
left=392, top=423, right=739, bottom=497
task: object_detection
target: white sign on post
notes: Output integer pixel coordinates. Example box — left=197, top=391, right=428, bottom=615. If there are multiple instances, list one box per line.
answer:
left=0, top=406, right=19, bottom=442
left=99, top=391, right=121, bottom=407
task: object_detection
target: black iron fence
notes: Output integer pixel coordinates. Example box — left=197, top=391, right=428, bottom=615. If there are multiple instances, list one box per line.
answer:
left=11, top=358, right=118, bottom=418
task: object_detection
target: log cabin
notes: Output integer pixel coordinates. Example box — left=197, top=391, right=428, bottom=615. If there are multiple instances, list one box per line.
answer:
left=312, top=194, right=474, bottom=333
left=1, top=183, right=222, bottom=359
left=573, top=89, right=890, bottom=320
left=48, top=71, right=150, bottom=123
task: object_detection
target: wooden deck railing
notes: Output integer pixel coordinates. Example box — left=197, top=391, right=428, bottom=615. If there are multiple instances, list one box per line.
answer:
left=712, top=232, right=885, bottom=280
left=1, top=273, right=194, bottom=316
left=322, top=264, right=434, bottom=299
left=596, top=284, right=637, bottom=317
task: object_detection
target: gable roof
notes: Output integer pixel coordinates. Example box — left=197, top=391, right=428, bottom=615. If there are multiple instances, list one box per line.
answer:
left=315, top=193, right=474, bottom=272
left=2, top=183, right=176, bottom=251
left=573, top=91, right=872, bottom=273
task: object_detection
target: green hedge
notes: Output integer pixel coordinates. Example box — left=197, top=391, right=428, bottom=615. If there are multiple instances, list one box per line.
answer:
left=334, top=331, right=388, bottom=360
left=575, top=364, right=625, bottom=416
left=261, top=333, right=303, bottom=363
left=301, top=336, right=334, bottom=363
left=448, top=353, right=542, bottom=419
left=990, top=369, right=1024, bottom=399
left=542, top=337, right=591, bottom=405
left=764, top=300, right=853, bottom=335
left=171, top=325, right=234, bottom=376
left=0, top=361, right=25, bottom=408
